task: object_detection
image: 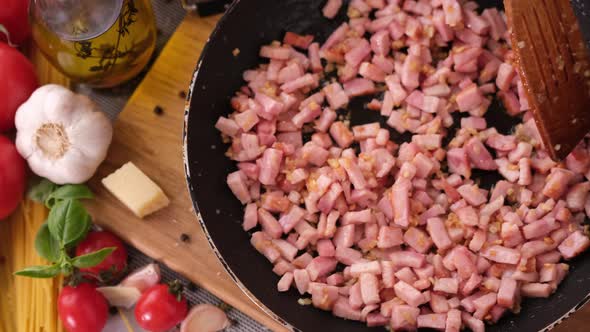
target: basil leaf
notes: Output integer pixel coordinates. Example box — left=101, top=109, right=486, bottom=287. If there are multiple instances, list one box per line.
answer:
left=14, top=265, right=62, bottom=278
left=46, top=184, right=93, bottom=208
left=69, top=218, right=94, bottom=248
left=28, top=179, right=57, bottom=203
left=47, top=199, right=92, bottom=247
left=71, top=247, right=116, bottom=269
left=34, top=223, right=62, bottom=262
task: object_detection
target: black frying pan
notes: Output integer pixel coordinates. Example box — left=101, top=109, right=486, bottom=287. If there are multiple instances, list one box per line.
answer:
left=183, top=1, right=590, bottom=331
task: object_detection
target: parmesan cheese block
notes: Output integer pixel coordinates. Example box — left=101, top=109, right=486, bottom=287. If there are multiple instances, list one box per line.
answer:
left=102, top=162, right=170, bottom=218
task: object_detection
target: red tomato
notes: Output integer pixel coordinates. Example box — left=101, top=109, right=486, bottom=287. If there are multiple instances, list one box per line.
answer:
left=0, top=43, right=38, bottom=132
left=75, top=231, right=128, bottom=277
left=135, top=284, right=189, bottom=332
left=0, top=0, right=31, bottom=45
left=0, top=135, right=25, bottom=219
left=58, top=283, right=108, bottom=332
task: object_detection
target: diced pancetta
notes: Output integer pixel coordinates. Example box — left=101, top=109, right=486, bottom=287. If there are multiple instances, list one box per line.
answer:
left=481, top=245, right=521, bottom=265
left=391, top=305, right=420, bottom=330
left=322, top=0, right=343, bottom=19
left=219, top=2, right=590, bottom=328
left=558, top=231, right=590, bottom=259
left=394, top=281, right=426, bottom=307
left=417, top=313, right=447, bottom=330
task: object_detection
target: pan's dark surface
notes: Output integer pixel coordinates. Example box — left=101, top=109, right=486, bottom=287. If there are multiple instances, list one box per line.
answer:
left=183, top=1, right=590, bottom=331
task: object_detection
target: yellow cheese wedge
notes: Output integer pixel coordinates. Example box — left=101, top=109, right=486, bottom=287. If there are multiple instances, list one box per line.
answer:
left=102, top=162, right=170, bottom=218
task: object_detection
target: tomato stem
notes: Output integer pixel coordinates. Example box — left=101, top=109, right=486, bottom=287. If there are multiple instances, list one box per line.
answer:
left=167, top=280, right=185, bottom=302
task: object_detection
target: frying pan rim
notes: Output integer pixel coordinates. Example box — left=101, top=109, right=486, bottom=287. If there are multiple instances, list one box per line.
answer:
left=181, top=1, right=297, bottom=330
left=181, top=0, right=590, bottom=331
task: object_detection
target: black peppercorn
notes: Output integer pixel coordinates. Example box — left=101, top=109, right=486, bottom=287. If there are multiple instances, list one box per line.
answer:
left=154, top=105, right=164, bottom=115
left=180, top=233, right=190, bottom=243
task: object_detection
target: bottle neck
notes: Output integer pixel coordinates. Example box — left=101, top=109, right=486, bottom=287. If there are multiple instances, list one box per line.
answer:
left=31, top=0, right=124, bottom=41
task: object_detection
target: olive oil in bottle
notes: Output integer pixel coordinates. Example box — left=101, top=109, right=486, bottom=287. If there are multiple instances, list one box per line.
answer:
left=30, top=0, right=157, bottom=87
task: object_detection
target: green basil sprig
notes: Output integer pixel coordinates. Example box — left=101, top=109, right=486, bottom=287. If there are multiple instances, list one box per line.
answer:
left=15, top=180, right=115, bottom=279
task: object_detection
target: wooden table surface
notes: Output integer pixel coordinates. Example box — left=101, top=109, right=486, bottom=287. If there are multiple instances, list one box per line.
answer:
left=27, top=12, right=590, bottom=332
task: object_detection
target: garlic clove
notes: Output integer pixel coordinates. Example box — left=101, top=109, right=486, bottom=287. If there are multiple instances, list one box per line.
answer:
left=69, top=110, right=113, bottom=159
left=97, top=286, right=142, bottom=309
left=44, top=88, right=79, bottom=126
left=119, top=263, right=161, bottom=293
left=180, top=304, right=231, bottom=332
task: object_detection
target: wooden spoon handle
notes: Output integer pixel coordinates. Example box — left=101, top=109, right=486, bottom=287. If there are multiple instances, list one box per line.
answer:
left=506, top=0, right=590, bottom=160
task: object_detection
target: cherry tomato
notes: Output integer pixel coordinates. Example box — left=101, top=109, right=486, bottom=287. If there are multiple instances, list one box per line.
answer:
left=0, top=0, right=31, bottom=45
left=0, top=135, right=25, bottom=219
left=58, top=283, right=108, bottom=332
left=75, top=231, right=128, bottom=277
left=135, top=283, right=189, bottom=332
left=0, top=43, right=37, bottom=132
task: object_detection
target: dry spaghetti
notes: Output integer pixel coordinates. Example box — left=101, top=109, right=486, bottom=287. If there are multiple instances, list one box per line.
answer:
left=0, top=200, right=64, bottom=332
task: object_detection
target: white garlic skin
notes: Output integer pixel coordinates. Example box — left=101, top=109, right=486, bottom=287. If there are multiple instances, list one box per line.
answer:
left=15, top=84, right=113, bottom=184
left=180, top=304, right=231, bottom=332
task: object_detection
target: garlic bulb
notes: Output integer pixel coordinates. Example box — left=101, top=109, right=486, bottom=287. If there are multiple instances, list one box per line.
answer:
left=15, top=84, right=113, bottom=184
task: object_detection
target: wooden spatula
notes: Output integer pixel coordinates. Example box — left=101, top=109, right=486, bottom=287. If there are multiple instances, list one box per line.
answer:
left=505, top=0, right=590, bottom=160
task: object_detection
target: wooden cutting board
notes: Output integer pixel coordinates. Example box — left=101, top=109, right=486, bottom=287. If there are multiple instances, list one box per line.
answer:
left=29, top=11, right=590, bottom=332
left=79, top=13, right=286, bottom=331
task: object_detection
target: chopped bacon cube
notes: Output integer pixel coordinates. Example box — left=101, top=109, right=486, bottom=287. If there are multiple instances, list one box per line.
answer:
left=445, top=309, right=462, bottom=332
left=442, top=0, right=463, bottom=26
left=462, top=312, right=485, bottom=332
left=215, top=117, right=240, bottom=137
left=434, top=277, right=459, bottom=294
left=465, top=137, right=498, bottom=170
left=394, top=280, right=426, bottom=307
left=496, top=63, right=516, bottom=91
left=391, top=305, right=420, bottom=330
left=343, top=78, right=377, bottom=97
left=333, top=297, right=362, bottom=321
left=481, top=245, right=521, bottom=265
left=322, top=0, right=343, bottom=18
left=277, top=272, right=294, bottom=292
left=558, top=230, right=590, bottom=259
left=520, top=283, right=553, bottom=298
left=456, top=84, right=484, bottom=112
left=404, top=227, right=433, bottom=253
left=457, top=184, right=487, bottom=206
left=447, top=148, right=471, bottom=178
left=427, top=217, right=453, bottom=250
left=283, top=32, right=314, bottom=50
left=260, top=45, right=292, bottom=60
left=401, top=55, right=421, bottom=90
left=359, top=273, right=381, bottom=305
left=417, top=313, right=447, bottom=330
left=392, top=178, right=412, bottom=228
left=543, top=168, right=575, bottom=199
left=227, top=171, right=251, bottom=204
left=482, top=8, right=507, bottom=40
left=390, top=250, right=426, bottom=268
